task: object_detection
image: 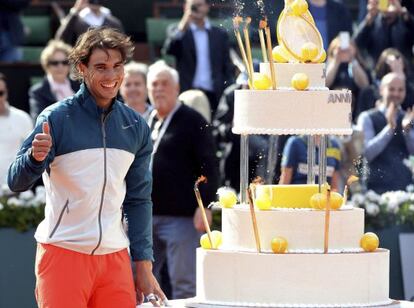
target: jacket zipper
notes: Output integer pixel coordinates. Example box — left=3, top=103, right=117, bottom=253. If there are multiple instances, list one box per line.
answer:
left=49, top=199, right=69, bottom=238
left=91, top=111, right=111, bottom=255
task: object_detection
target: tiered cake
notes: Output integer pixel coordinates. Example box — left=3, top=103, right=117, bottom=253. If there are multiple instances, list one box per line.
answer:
left=194, top=1, right=391, bottom=307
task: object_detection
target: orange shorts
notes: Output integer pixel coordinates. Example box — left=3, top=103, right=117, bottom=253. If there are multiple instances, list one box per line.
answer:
left=35, top=243, right=136, bottom=308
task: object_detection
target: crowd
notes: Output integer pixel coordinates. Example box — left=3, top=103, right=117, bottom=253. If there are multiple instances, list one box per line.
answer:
left=1, top=0, right=414, bottom=305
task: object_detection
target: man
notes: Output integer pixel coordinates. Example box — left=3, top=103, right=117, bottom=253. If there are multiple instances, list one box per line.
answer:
left=307, top=0, right=353, bottom=48
left=8, top=28, right=165, bottom=308
left=163, top=0, right=234, bottom=116
left=357, top=72, right=414, bottom=193
left=354, top=0, right=414, bottom=67
left=55, top=0, right=124, bottom=46
left=0, top=73, right=32, bottom=184
left=147, top=61, right=219, bottom=299
left=0, top=0, right=30, bottom=62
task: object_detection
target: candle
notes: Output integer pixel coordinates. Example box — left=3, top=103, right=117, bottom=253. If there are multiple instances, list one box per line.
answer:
left=259, top=19, right=268, bottom=62
left=247, top=185, right=261, bottom=253
left=265, top=27, right=277, bottom=89
left=324, top=189, right=331, bottom=253
left=194, top=176, right=214, bottom=248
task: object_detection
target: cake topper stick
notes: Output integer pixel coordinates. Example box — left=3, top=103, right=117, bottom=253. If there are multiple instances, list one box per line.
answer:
left=265, top=26, right=277, bottom=89
left=258, top=19, right=268, bottom=62
left=244, top=17, right=255, bottom=80
left=324, top=188, right=331, bottom=253
left=247, top=185, right=262, bottom=253
left=233, top=17, right=252, bottom=88
left=194, top=176, right=214, bottom=248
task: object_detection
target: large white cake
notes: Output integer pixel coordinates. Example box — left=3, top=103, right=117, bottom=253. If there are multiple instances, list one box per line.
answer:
left=194, top=48, right=391, bottom=308
left=194, top=3, right=390, bottom=307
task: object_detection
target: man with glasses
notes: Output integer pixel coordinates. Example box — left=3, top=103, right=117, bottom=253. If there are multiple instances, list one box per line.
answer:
left=0, top=73, right=32, bottom=184
left=8, top=28, right=166, bottom=307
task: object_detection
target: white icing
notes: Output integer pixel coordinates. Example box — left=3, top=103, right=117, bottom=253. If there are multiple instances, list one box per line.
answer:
left=233, top=89, right=352, bottom=136
left=196, top=249, right=390, bottom=307
left=222, top=207, right=365, bottom=252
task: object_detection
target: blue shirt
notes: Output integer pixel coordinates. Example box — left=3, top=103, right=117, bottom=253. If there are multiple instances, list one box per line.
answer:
left=308, top=3, right=328, bottom=48
left=281, top=136, right=341, bottom=185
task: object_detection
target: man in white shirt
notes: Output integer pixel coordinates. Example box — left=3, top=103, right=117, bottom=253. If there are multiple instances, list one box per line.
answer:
left=0, top=73, right=33, bottom=184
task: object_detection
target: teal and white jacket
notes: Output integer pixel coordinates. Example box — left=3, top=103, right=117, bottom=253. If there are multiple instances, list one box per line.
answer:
left=8, top=83, right=153, bottom=261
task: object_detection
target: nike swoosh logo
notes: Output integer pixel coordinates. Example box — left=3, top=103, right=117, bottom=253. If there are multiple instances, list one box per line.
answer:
left=122, top=120, right=138, bottom=129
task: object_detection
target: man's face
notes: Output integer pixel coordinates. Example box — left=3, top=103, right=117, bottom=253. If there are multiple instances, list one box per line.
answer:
left=0, top=80, right=8, bottom=109
left=148, top=72, right=179, bottom=116
left=79, top=48, right=124, bottom=107
left=380, top=76, right=406, bottom=106
left=120, top=72, right=148, bottom=105
left=186, top=0, right=209, bottom=20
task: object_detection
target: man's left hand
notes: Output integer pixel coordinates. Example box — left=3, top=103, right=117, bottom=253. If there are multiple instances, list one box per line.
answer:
left=135, top=260, right=168, bottom=307
left=193, top=207, right=212, bottom=232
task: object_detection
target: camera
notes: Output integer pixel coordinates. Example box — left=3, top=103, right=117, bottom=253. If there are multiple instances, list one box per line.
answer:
left=191, top=4, right=199, bottom=13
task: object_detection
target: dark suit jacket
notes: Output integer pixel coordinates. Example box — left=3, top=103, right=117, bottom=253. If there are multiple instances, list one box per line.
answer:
left=29, top=77, right=80, bottom=120
left=55, top=11, right=124, bottom=46
left=163, top=24, right=234, bottom=100
left=325, top=0, right=353, bottom=44
left=0, top=0, right=30, bottom=45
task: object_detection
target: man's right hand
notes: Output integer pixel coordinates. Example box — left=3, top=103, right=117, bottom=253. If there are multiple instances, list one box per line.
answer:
left=73, top=0, right=88, bottom=13
left=31, top=122, right=52, bottom=162
left=178, top=7, right=192, bottom=31
left=367, top=0, right=379, bottom=24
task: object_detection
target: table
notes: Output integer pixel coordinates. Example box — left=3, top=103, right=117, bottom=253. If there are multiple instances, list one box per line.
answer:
left=138, top=299, right=414, bottom=307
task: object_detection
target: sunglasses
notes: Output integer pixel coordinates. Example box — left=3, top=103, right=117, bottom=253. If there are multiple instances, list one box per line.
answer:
left=48, top=60, right=70, bottom=66
left=0, top=90, right=6, bottom=97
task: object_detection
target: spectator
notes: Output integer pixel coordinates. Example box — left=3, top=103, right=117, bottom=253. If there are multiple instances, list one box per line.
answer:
left=0, top=73, right=32, bottom=184
left=0, top=0, right=30, bottom=62
left=357, top=72, right=414, bottom=193
left=120, top=61, right=153, bottom=120
left=307, top=0, right=353, bottom=49
left=55, top=0, right=124, bottom=46
left=29, top=40, right=80, bottom=121
left=279, top=135, right=341, bottom=191
left=358, top=0, right=414, bottom=22
left=163, top=0, right=234, bottom=116
left=147, top=61, right=219, bottom=299
left=354, top=0, right=414, bottom=69
left=179, top=89, right=211, bottom=123
left=8, top=28, right=166, bottom=307
left=357, top=48, right=414, bottom=118
left=326, top=35, right=370, bottom=121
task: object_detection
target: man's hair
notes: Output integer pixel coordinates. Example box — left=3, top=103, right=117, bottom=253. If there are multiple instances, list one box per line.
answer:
left=124, top=61, right=148, bottom=84
left=40, top=39, right=72, bottom=72
left=147, top=60, right=179, bottom=85
left=69, top=27, right=134, bottom=80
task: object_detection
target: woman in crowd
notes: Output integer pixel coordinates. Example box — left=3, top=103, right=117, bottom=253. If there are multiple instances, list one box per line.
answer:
left=326, top=35, right=370, bottom=122
left=120, top=61, right=153, bottom=120
left=28, top=40, right=80, bottom=120
left=357, top=48, right=414, bottom=117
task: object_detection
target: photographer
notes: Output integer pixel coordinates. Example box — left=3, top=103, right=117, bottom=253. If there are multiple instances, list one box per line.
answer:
left=55, top=0, right=124, bottom=46
left=163, top=0, right=234, bottom=116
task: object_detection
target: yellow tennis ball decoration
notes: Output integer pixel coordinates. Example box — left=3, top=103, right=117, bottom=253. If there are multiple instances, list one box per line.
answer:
left=301, top=42, right=319, bottom=62
left=310, top=192, right=327, bottom=210
left=360, top=232, right=379, bottom=252
left=291, top=73, right=309, bottom=90
left=329, top=192, right=344, bottom=210
left=200, top=230, right=223, bottom=250
left=252, top=72, right=272, bottom=90
left=315, top=49, right=327, bottom=63
left=255, top=194, right=272, bottom=210
left=271, top=236, right=288, bottom=253
left=272, top=45, right=289, bottom=63
left=291, top=0, right=308, bottom=16
left=218, top=188, right=237, bottom=209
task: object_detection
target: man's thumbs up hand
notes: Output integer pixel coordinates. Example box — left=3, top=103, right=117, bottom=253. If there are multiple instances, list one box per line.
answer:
left=31, top=122, right=52, bottom=162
